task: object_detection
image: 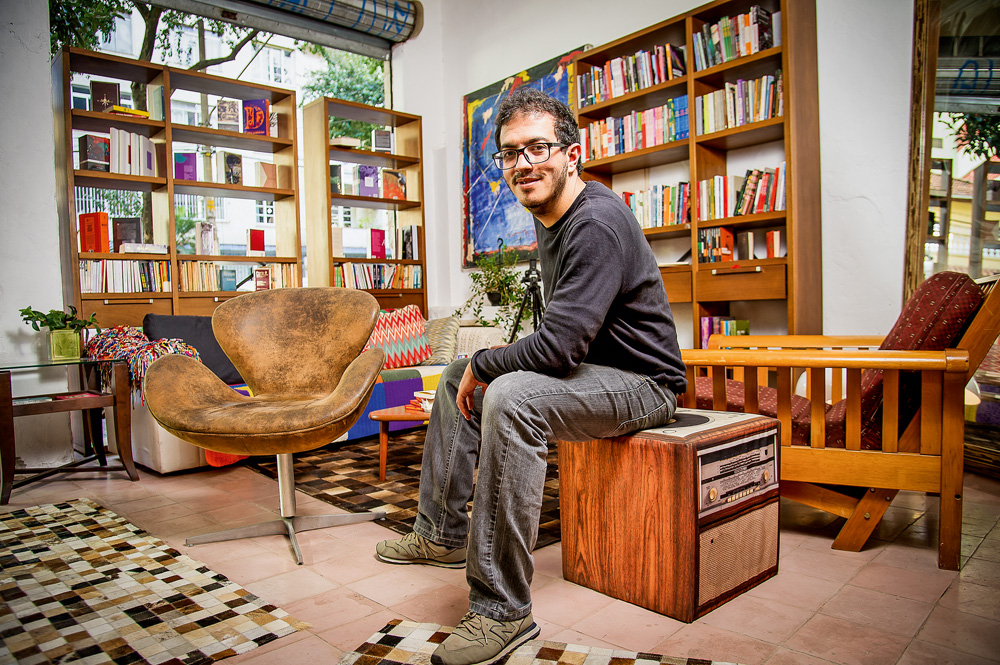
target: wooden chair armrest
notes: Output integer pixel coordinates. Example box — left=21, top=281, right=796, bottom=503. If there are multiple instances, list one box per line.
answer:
left=707, top=334, right=885, bottom=350
left=682, top=348, right=969, bottom=372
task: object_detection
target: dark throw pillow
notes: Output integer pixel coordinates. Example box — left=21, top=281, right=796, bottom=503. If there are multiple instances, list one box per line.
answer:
left=143, top=313, right=242, bottom=385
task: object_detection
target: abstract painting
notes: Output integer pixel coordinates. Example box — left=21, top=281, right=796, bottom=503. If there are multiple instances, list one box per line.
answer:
left=462, top=48, right=585, bottom=268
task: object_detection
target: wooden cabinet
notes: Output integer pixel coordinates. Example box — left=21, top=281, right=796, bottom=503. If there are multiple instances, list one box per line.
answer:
left=574, top=0, right=821, bottom=346
left=52, top=47, right=302, bottom=328
left=302, top=97, right=428, bottom=315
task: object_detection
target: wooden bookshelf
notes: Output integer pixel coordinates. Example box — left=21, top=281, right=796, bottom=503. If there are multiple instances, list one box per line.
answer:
left=574, top=0, right=821, bottom=346
left=52, top=47, right=302, bottom=327
left=302, top=97, right=428, bottom=315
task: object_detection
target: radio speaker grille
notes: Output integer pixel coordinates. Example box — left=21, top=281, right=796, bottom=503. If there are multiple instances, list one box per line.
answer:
left=698, top=500, right=779, bottom=605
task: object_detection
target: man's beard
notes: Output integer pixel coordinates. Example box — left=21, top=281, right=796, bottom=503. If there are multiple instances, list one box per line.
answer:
left=517, top=159, right=569, bottom=217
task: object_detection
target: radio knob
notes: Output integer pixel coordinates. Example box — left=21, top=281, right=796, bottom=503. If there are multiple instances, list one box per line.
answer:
left=708, top=487, right=718, bottom=502
left=762, top=469, right=769, bottom=484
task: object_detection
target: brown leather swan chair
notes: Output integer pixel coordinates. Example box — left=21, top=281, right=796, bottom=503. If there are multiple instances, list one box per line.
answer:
left=143, top=288, right=386, bottom=563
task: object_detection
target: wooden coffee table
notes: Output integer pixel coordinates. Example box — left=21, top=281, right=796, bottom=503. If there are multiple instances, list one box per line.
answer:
left=368, top=405, right=430, bottom=481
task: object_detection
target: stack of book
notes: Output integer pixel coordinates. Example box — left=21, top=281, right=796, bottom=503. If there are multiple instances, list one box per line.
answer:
left=406, top=390, right=436, bottom=414
left=620, top=182, right=690, bottom=228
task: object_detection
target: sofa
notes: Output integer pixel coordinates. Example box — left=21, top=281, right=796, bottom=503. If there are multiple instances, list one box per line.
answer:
left=127, top=311, right=504, bottom=473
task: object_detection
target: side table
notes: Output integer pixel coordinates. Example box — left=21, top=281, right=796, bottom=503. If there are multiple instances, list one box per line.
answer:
left=1, top=357, right=138, bottom=504
left=368, top=405, right=429, bottom=481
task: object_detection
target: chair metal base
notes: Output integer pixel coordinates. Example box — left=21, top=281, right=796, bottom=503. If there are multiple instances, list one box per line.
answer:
left=185, top=511, right=385, bottom=564
left=185, top=452, right=385, bottom=564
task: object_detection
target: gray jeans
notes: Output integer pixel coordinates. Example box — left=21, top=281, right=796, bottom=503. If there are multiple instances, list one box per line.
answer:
left=413, top=358, right=677, bottom=621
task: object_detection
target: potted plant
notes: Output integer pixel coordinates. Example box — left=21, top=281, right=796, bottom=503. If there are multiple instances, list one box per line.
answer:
left=455, top=245, right=527, bottom=338
left=19, top=305, right=101, bottom=361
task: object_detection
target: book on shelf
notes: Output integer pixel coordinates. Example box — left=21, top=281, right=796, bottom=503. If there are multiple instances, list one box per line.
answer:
left=254, top=266, right=272, bottom=291
left=217, top=99, right=240, bottom=132
left=697, top=226, right=734, bottom=263
left=90, top=81, right=119, bottom=112
left=108, top=105, right=149, bottom=118
left=79, top=212, right=109, bottom=253
left=174, top=152, right=198, bottom=180
left=735, top=230, right=757, bottom=261
left=195, top=221, right=218, bottom=255
left=406, top=389, right=436, bottom=413
left=370, top=228, right=386, bottom=260
left=398, top=225, right=418, bottom=260
left=12, top=396, right=55, bottom=405
left=215, top=150, right=243, bottom=185
left=147, top=83, right=164, bottom=121
left=382, top=169, right=406, bottom=200
left=330, top=163, right=342, bottom=194
left=342, top=227, right=370, bottom=258
left=112, top=217, right=141, bottom=252
left=219, top=268, right=238, bottom=292
left=358, top=165, right=380, bottom=197
left=330, top=226, right=344, bottom=257
left=371, top=128, right=393, bottom=152
left=255, top=161, right=277, bottom=188
left=700, top=316, right=750, bottom=349
left=247, top=228, right=266, bottom=257
left=78, top=258, right=171, bottom=293
left=242, top=99, right=270, bottom=136
left=766, top=229, right=783, bottom=258
left=78, top=134, right=110, bottom=171
left=117, top=242, right=167, bottom=254
left=329, top=136, right=362, bottom=148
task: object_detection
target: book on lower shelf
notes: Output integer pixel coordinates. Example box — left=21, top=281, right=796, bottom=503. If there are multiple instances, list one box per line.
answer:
left=766, top=229, right=784, bottom=258
left=79, top=212, right=109, bottom=253
left=256, top=162, right=277, bottom=188
left=174, top=152, right=198, bottom=180
left=78, top=134, right=110, bottom=171
left=217, top=99, right=240, bottom=132
left=247, top=228, right=266, bottom=256
left=398, top=225, right=419, bottom=260
left=700, top=316, right=750, bottom=349
left=697, top=227, right=734, bottom=263
left=254, top=266, right=271, bottom=290
left=242, top=99, right=270, bottom=136
left=78, top=258, right=171, bottom=293
left=112, top=217, right=141, bottom=252
left=195, top=221, right=218, bottom=255
left=216, top=150, right=243, bottom=185
left=90, top=81, right=119, bottom=112
left=382, top=169, right=406, bottom=200
left=358, top=165, right=380, bottom=197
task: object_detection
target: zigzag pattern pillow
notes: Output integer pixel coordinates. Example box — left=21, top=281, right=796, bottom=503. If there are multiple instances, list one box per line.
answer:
left=364, top=304, right=432, bottom=369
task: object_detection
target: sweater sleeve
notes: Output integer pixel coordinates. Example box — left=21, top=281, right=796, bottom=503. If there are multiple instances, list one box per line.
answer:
left=471, top=220, right=623, bottom=383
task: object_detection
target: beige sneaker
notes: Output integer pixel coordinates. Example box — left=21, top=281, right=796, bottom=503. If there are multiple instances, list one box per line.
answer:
left=375, top=531, right=467, bottom=568
left=431, top=611, right=539, bottom=665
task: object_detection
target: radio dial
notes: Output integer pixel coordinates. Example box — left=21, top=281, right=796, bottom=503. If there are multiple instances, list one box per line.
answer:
left=708, top=487, right=718, bottom=502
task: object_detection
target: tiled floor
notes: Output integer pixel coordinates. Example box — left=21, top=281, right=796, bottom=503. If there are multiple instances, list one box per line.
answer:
left=4, top=460, right=1000, bottom=665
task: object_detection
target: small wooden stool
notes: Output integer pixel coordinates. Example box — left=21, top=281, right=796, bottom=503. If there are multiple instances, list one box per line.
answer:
left=368, top=405, right=429, bottom=480
left=559, top=409, right=780, bottom=622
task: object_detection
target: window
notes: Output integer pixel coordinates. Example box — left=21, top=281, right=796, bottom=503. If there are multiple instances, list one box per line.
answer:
left=255, top=200, right=274, bottom=225
left=100, top=15, right=133, bottom=55
left=258, top=46, right=292, bottom=85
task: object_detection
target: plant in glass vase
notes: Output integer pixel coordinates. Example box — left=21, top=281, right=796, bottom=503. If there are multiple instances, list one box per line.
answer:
left=19, top=305, right=101, bottom=360
left=454, top=245, right=527, bottom=339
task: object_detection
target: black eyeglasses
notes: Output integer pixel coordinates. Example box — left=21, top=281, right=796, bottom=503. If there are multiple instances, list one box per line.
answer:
left=492, top=142, right=567, bottom=170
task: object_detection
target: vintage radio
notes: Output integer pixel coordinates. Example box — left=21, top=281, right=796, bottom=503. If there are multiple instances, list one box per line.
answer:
left=560, top=409, right=779, bottom=622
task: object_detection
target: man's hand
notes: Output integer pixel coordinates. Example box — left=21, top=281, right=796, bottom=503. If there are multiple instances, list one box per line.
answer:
left=456, top=362, right=488, bottom=420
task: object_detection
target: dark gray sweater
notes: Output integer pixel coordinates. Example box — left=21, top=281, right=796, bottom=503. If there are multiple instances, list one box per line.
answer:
left=471, top=181, right=687, bottom=394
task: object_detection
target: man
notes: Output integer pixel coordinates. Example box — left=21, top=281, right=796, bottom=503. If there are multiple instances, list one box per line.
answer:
left=376, top=87, right=687, bottom=665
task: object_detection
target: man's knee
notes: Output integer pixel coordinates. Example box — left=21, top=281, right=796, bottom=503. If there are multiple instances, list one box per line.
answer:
left=440, top=357, right=471, bottom=387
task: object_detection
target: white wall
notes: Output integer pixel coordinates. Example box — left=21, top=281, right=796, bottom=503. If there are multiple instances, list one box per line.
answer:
left=392, top=0, right=915, bottom=336
left=0, top=0, right=75, bottom=465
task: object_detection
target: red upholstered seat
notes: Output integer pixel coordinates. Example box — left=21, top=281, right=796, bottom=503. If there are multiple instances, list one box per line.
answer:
left=694, top=272, right=984, bottom=450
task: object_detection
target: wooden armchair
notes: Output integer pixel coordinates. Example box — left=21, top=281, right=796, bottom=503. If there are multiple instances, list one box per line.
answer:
left=680, top=272, right=1000, bottom=570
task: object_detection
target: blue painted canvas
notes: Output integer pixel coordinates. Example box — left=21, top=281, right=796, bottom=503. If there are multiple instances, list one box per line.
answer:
left=462, top=49, right=585, bottom=268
